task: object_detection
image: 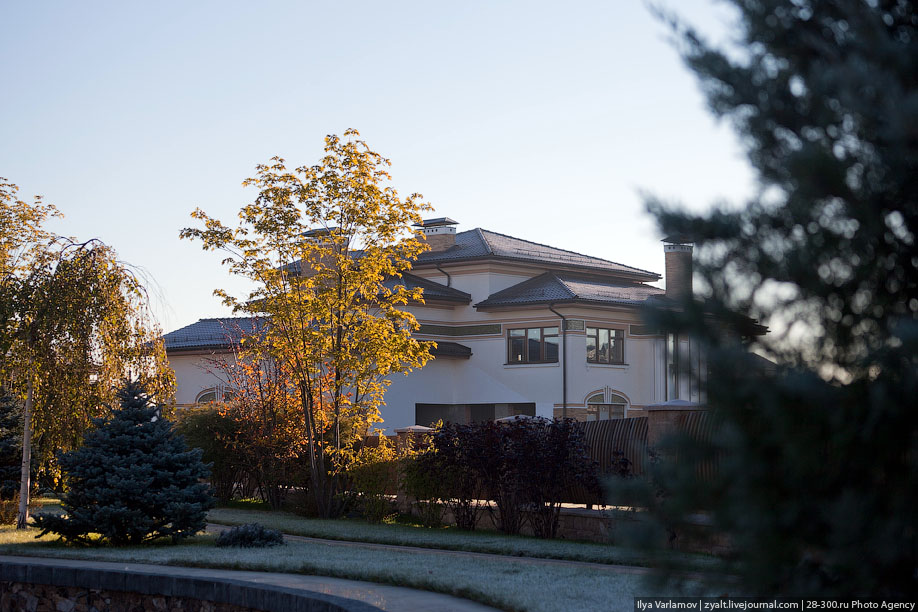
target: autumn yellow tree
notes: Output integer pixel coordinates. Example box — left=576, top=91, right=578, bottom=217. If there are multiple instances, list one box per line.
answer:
left=182, top=130, right=433, bottom=517
left=214, top=335, right=309, bottom=510
left=1, top=178, right=174, bottom=528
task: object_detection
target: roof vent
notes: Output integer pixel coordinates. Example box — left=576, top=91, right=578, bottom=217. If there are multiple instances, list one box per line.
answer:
left=414, top=218, right=458, bottom=252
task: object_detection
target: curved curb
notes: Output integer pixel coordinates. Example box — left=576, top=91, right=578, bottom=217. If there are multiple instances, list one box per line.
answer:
left=0, top=556, right=383, bottom=612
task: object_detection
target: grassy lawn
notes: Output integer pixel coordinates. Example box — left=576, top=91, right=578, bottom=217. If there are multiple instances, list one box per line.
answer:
left=0, top=526, right=709, bottom=612
left=207, top=504, right=714, bottom=570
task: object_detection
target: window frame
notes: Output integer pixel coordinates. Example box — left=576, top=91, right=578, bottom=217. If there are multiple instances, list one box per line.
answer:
left=586, top=392, right=628, bottom=420
left=195, top=386, right=236, bottom=404
left=585, top=326, right=625, bottom=364
left=506, top=326, right=559, bottom=364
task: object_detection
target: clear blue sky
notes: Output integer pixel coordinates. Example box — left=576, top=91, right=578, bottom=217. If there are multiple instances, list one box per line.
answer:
left=1, top=1, right=754, bottom=333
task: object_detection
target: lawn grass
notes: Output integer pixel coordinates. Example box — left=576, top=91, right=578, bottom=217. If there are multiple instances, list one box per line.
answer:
left=207, top=505, right=714, bottom=570
left=0, top=526, right=710, bottom=612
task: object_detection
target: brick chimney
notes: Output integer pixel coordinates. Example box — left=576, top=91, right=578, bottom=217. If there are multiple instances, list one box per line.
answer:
left=297, top=227, right=344, bottom=276
left=415, top=218, right=458, bottom=252
left=663, top=235, right=693, bottom=300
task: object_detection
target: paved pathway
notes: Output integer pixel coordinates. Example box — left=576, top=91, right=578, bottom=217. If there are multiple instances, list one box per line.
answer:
left=0, top=554, right=498, bottom=612
left=207, top=522, right=653, bottom=575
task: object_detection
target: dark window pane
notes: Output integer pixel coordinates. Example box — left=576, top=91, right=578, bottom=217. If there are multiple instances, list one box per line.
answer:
left=513, top=402, right=536, bottom=416
left=612, top=329, right=624, bottom=363
left=599, top=329, right=610, bottom=363
left=544, top=335, right=559, bottom=361
left=586, top=333, right=597, bottom=362
left=416, top=403, right=470, bottom=426
left=528, top=328, right=541, bottom=361
left=470, top=404, right=495, bottom=422
left=509, top=337, right=525, bottom=362
left=510, top=329, right=525, bottom=337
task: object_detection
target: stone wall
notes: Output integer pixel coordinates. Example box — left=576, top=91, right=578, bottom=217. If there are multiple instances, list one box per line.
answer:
left=432, top=504, right=730, bottom=555
left=0, top=559, right=382, bottom=612
left=0, top=581, right=257, bottom=612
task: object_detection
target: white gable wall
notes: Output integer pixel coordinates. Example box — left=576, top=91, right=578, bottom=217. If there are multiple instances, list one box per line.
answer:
left=169, top=352, right=234, bottom=408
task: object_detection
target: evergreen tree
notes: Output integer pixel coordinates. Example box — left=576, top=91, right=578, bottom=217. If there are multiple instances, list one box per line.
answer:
left=33, top=381, right=214, bottom=545
left=0, top=396, right=23, bottom=500
left=640, top=0, right=917, bottom=597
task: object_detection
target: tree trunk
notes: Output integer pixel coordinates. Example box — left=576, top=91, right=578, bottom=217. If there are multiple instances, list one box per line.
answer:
left=16, top=378, right=33, bottom=530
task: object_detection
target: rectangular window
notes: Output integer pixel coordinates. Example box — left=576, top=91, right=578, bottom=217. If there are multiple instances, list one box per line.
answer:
left=415, top=403, right=536, bottom=426
left=586, top=327, right=625, bottom=364
left=667, top=332, right=679, bottom=400
left=507, top=326, right=559, bottom=363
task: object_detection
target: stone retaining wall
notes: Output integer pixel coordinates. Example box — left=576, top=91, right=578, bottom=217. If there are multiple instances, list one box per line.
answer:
left=0, top=581, right=257, bottom=612
left=0, top=559, right=383, bottom=612
left=433, top=504, right=731, bottom=555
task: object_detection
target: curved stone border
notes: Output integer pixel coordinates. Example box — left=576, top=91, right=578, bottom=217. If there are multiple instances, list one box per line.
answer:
left=0, top=556, right=383, bottom=612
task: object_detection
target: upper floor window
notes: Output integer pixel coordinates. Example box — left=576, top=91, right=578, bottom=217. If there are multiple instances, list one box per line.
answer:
left=586, top=327, right=624, bottom=364
left=507, top=326, right=559, bottom=363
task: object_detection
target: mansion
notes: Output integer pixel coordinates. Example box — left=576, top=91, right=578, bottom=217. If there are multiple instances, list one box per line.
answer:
left=163, top=219, right=709, bottom=430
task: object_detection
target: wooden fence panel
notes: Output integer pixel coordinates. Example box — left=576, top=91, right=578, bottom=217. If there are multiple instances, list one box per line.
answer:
left=581, top=417, right=649, bottom=477
left=562, top=417, right=649, bottom=505
left=675, top=410, right=719, bottom=482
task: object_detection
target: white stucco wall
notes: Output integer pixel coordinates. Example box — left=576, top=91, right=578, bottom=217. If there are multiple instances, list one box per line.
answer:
left=380, top=308, right=665, bottom=431
left=166, top=262, right=678, bottom=428
left=169, top=352, right=235, bottom=407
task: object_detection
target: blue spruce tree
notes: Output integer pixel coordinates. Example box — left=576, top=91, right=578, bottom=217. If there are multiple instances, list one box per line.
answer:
left=34, top=381, right=214, bottom=545
left=0, top=395, right=23, bottom=501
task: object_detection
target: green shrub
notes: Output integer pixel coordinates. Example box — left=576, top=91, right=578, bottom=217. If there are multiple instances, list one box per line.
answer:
left=418, top=420, right=596, bottom=537
left=173, top=405, right=243, bottom=504
left=32, top=381, right=215, bottom=545
left=0, top=497, right=18, bottom=525
left=419, top=424, right=487, bottom=531
left=402, top=455, right=445, bottom=527
left=215, top=523, right=284, bottom=548
left=0, top=494, right=38, bottom=526
left=348, top=439, right=398, bottom=523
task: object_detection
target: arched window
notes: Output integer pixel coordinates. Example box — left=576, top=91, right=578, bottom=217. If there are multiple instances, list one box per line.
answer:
left=195, top=387, right=237, bottom=404
left=586, top=391, right=628, bottom=420
left=195, top=389, right=218, bottom=404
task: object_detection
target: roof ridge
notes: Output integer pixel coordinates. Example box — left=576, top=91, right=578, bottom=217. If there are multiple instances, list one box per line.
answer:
left=485, top=271, right=571, bottom=300
left=473, top=227, right=495, bottom=256
left=396, top=272, right=472, bottom=298
left=553, top=271, right=659, bottom=287
left=548, top=271, right=577, bottom=299
left=475, top=228, right=659, bottom=277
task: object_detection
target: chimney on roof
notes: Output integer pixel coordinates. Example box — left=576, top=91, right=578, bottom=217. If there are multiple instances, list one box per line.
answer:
left=298, top=227, right=345, bottom=277
left=663, top=235, right=693, bottom=300
left=415, top=218, right=458, bottom=252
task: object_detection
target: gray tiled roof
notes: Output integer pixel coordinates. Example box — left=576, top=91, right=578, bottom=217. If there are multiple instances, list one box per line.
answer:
left=475, top=272, right=665, bottom=309
left=429, top=341, right=473, bottom=358
left=416, top=229, right=660, bottom=281
left=381, top=273, right=472, bottom=303
left=162, top=317, right=265, bottom=351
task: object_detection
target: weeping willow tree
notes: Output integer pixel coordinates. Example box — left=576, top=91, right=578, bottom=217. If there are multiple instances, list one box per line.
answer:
left=636, top=0, right=918, bottom=598
left=1, top=179, right=174, bottom=528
